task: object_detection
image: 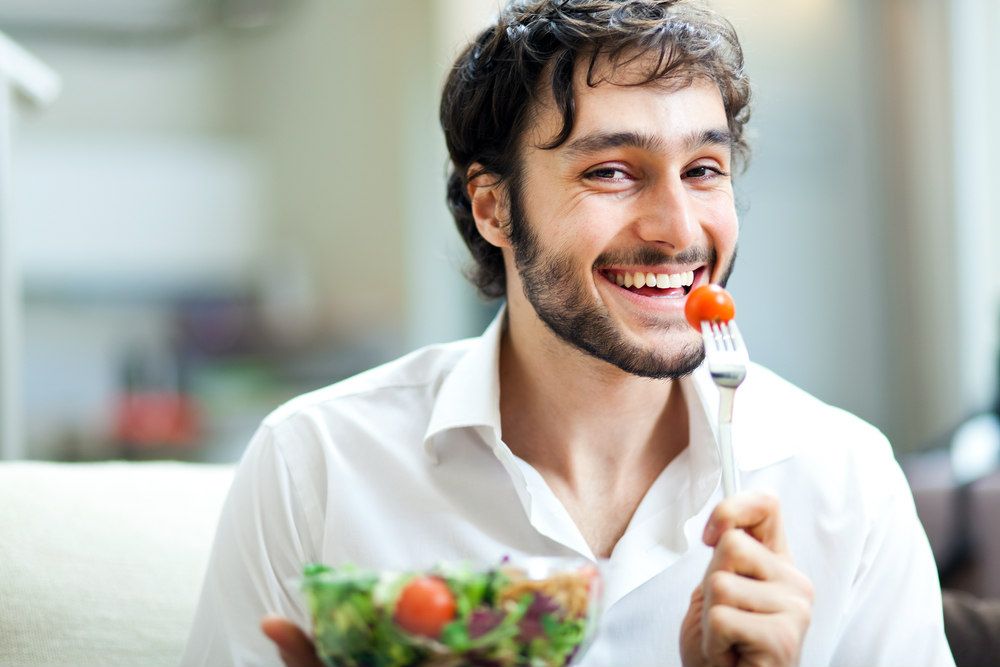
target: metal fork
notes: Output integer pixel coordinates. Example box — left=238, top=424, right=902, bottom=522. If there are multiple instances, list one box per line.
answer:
left=701, top=320, right=749, bottom=498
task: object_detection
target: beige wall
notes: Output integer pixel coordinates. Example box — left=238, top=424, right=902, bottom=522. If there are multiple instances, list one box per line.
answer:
left=403, top=0, right=502, bottom=348
left=222, top=0, right=501, bottom=345
left=950, top=0, right=1000, bottom=413
left=18, top=33, right=229, bottom=135
left=223, top=1, right=428, bottom=341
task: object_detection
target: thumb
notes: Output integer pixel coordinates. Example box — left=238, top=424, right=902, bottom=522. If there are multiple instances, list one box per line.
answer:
left=702, top=491, right=787, bottom=555
left=679, top=584, right=706, bottom=666
left=261, top=615, right=324, bottom=667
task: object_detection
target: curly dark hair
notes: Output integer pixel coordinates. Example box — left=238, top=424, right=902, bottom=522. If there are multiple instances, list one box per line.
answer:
left=439, top=0, right=751, bottom=299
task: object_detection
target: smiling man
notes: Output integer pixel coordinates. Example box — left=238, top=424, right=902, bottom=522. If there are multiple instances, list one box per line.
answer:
left=181, top=2, right=955, bottom=666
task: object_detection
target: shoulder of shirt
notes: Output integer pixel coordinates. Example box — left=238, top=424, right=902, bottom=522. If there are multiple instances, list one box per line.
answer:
left=742, top=360, right=895, bottom=465
left=258, top=336, right=478, bottom=429
left=738, top=363, right=910, bottom=528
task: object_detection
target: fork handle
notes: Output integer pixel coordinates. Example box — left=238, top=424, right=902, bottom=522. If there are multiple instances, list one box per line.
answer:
left=718, top=388, right=740, bottom=498
left=719, top=420, right=739, bottom=497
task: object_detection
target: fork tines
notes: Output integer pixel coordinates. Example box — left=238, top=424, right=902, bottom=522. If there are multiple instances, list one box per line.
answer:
left=702, top=320, right=745, bottom=354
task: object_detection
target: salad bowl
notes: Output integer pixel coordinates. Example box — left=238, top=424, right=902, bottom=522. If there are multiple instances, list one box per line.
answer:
left=301, top=557, right=603, bottom=667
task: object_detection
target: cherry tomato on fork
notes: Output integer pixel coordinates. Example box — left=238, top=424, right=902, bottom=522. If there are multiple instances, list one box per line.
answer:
left=684, top=284, right=735, bottom=331
left=394, top=576, right=456, bottom=638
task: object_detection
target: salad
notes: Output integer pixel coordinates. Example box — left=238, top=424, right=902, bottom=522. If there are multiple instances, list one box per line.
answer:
left=301, top=558, right=601, bottom=667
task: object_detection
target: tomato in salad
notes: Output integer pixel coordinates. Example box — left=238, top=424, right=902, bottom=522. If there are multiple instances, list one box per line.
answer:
left=684, top=284, right=735, bottom=331
left=394, top=576, right=457, bottom=638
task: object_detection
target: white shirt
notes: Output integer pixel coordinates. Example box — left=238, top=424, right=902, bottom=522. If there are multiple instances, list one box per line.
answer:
left=181, top=310, right=956, bottom=667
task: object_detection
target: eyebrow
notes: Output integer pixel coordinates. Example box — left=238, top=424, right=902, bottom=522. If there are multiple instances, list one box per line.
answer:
left=560, top=127, right=733, bottom=160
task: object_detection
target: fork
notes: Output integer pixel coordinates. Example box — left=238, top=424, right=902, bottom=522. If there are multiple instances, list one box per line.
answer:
left=701, top=320, right=749, bottom=498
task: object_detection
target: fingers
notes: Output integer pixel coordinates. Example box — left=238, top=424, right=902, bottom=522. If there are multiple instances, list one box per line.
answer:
left=702, top=605, right=805, bottom=667
left=679, top=584, right=710, bottom=667
left=702, top=569, right=799, bottom=615
left=702, top=513, right=814, bottom=617
left=260, top=616, right=324, bottom=667
left=687, top=494, right=814, bottom=667
left=706, top=528, right=777, bottom=580
left=703, top=491, right=787, bottom=555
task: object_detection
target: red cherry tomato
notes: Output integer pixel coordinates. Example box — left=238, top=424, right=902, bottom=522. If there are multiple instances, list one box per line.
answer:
left=394, top=576, right=456, bottom=638
left=684, top=284, right=736, bottom=331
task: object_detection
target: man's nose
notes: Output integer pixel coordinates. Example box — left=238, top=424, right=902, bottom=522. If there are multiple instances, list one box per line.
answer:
left=634, top=176, right=696, bottom=249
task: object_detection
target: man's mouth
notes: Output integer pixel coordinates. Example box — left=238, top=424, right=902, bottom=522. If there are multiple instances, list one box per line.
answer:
left=598, top=266, right=704, bottom=298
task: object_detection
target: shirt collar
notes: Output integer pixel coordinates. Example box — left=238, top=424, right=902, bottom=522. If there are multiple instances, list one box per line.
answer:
left=424, top=305, right=795, bottom=472
left=423, top=306, right=506, bottom=460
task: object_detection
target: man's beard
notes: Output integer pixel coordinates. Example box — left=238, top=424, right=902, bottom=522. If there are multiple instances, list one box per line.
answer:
left=507, top=177, right=737, bottom=380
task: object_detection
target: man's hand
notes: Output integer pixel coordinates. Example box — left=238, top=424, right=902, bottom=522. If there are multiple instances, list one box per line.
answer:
left=261, top=616, right=324, bottom=667
left=680, top=492, right=814, bottom=667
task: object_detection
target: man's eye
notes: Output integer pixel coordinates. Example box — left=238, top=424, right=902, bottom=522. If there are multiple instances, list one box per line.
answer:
left=684, top=166, right=726, bottom=179
left=586, top=167, right=631, bottom=181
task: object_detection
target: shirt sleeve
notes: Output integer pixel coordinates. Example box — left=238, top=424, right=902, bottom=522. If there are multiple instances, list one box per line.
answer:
left=828, top=454, right=956, bottom=667
left=180, top=424, right=319, bottom=667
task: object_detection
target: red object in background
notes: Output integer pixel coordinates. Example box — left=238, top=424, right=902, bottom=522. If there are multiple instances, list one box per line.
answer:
left=114, top=392, right=200, bottom=449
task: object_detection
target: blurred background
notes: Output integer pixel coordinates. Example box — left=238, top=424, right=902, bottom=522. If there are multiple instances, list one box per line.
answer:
left=0, top=0, right=997, bottom=468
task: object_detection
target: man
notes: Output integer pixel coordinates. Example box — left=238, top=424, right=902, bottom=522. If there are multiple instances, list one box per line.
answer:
left=182, top=1, right=955, bottom=665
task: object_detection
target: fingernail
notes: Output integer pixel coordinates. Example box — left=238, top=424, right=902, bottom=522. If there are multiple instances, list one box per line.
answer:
left=703, top=522, right=717, bottom=544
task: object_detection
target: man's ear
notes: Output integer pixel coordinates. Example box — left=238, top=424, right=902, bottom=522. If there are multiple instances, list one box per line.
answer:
left=466, top=164, right=511, bottom=249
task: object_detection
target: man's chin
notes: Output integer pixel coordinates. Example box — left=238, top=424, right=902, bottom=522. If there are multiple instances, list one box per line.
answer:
left=591, top=337, right=706, bottom=380
left=542, top=309, right=706, bottom=379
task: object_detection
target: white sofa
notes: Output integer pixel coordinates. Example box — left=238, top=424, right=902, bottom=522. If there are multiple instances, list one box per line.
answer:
left=0, top=461, right=234, bottom=667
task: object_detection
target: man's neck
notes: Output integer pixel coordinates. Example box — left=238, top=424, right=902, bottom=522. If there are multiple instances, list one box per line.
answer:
left=497, top=307, right=690, bottom=556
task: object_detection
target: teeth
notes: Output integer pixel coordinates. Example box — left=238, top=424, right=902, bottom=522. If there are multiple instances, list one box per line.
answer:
left=611, top=269, right=696, bottom=290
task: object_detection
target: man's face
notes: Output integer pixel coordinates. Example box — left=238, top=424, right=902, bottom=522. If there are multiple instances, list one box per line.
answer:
left=504, top=64, right=738, bottom=379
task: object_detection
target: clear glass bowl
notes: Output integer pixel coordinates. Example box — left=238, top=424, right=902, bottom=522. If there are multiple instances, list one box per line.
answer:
left=301, top=556, right=603, bottom=667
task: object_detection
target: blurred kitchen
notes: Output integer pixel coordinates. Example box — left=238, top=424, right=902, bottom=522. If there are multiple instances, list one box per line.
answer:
left=1, top=0, right=997, bottom=470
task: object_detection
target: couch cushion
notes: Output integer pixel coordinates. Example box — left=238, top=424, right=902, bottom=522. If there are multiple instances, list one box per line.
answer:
left=0, top=461, right=234, bottom=667
left=969, top=471, right=1000, bottom=597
